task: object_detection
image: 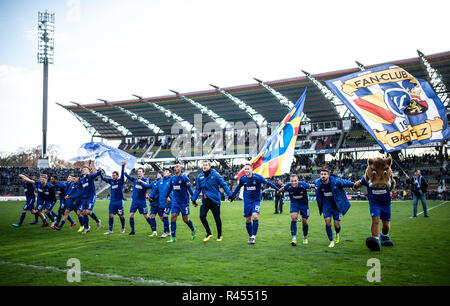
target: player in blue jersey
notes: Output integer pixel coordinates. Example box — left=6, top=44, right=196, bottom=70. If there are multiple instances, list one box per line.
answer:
left=50, top=175, right=76, bottom=229
left=229, top=164, right=280, bottom=244
left=78, top=166, right=102, bottom=234
left=315, top=169, right=354, bottom=248
left=141, top=171, right=162, bottom=237
left=192, top=160, right=233, bottom=242
left=101, top=162, right=126, bottom=234
left=18, top=174, right=52, bottom=227
left=149, top=168, right=173, bottom=238
left=124, top=164, right=153, bottom=235
left=58, top=175, right=84, bottom=230
left=41, top=177, right=59, bottom=228
left=277, top=174, right=315, bottom=246
left=12, top=175, right=38, bottom=227
left=164, top=163, right=196, bottom=243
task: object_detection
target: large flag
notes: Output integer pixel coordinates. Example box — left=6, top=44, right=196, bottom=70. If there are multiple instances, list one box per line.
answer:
left=325, top=64, right=450, bottom=152
left=237, top=89, right=307, bottom=180
left=69, top=142, right=137, bottom=176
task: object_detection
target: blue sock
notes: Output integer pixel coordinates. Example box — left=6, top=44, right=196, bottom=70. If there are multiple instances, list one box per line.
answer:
left=171, top=221, right=177, bottom=238
left=145, top=217, right=152, bottom=228
left=252, top=220, right=259, bottom=236
left=56, top=211, right=62, bottom=225
left=326, top=225, right=333, bottom=241
left=130, top=217, right=135, bottom=232
left=78, top=216, right=83, bottom=225
left=34, top=214, right=39, bottom=223
left=120, top=216, right=125, bottom=229
left=18, top=212, right=26, bottom=225
left=90, top=212, right=99, bottom=223
left=163, top=217, right=169, bottom=233
left=335, top=225, right=341, bottom=234
left=186, top=219, right=195, bottom=231
left=51, top=211, right=58, bottom=218
left=291, top=221, right=297, bottom=237
left=84, top=215, right=89, bottom=228
left=109, top=217, right=114, bottom=231
left=68, top=215, right=74, bottom=224
left=150, top=218, right=157, bottom=231
left=303, top=224, right=309, bottom=238
left=59, top=220, right=66, bottom=228
left=246, top=222, right=253, bottom=237
left=46, top=212, right=55, bottom=222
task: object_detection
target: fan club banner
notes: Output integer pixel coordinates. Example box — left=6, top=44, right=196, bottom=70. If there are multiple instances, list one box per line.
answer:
left=69, top=142, right=137, bottom=176
left=237, top=89, right=307, bottom=180
left=325, top=64, right=450, bottom=152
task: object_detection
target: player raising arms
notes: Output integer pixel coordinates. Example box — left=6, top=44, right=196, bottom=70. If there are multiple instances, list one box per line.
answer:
left=164, top=163, right=196, bottom=243
left=12, top=174, right=38, bottom=227
left=148, top=168, right=173, bottom=238
left=79, top=166, right=102, bottom=234
left=140, top=171, right=163, bottom=237
left=50, top=175, right=76, bottom=229
left=315, top=169, right=354, bottom=248
left=191, top=160, right=233, bottom=242
left=101, top=162, right=126, bottom=234
left=124, top=166, right=153, bottom=235
left=229, top=164, right=280, bottom=244
left=277, top=174, right=315, bottom=246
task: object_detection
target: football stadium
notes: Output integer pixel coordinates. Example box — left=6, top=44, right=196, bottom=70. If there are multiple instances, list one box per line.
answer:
left=1, top=0, right=449, bottom=295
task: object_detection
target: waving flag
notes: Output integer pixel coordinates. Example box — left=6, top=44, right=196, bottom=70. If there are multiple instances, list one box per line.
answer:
left=325, top=64, right=450, bottom=152
left=69, top=142, right=137, bottom=176
left=237, top=89, right=307, bottom=180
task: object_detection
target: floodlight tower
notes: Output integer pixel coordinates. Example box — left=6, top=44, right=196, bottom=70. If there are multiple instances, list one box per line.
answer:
left=37, top=10, right=55, bottom=164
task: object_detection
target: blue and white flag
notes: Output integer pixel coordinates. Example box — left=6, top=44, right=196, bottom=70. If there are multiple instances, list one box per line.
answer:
left=325, top=64, right=450, bottom=152
left=69, top=142, right=136, bottom=176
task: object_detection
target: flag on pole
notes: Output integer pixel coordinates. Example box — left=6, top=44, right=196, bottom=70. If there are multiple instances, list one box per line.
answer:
left=237, top=89, right=307, bottom=180
left=325, top=64, right=450, bottom=152
left=69, top=142, right=137, bottom=176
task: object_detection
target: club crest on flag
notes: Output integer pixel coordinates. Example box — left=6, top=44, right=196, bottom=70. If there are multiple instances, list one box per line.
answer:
left=325, top=64, right=450, bottom=152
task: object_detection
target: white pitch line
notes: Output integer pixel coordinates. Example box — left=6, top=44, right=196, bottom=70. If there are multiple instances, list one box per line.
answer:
left=409, top=201, right=449, bottom=218
left=0, top=260, right=191, bottom=286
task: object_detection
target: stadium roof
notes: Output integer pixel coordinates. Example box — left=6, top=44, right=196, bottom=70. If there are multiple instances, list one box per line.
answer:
left=60, top=51, right=450, bottom=140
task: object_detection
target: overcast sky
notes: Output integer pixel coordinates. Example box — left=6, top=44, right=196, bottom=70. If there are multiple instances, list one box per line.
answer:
left=1, top=0, right=449, bottom=159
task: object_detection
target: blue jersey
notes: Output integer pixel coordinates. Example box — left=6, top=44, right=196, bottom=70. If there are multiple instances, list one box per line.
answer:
left=23, top=182, right=35, bottom=199
left=360, top=176, right=393, bottom=206
left=54, top=182, right=67, bottom=200
left=124, top=173, right=150, bottom=202
left=231, top=173, right=279, bottom=203
left=284, top=182, right=311, bottom=206
left=167, top=174, right=193, bottom=205
left=79, top=171, right=101, bottom=199
left=149, top=176, right=172, bottom=208
left=41, top=182, right=56, bottom=202
left=319, top=183, right=337, bottom=209
left=191, top=169, right=233, bottom=205
left=66, top=181, right=82, bottom=200
left=35, top=180, right=46, bottom=200
left=101, top=165, right=125, bottom=203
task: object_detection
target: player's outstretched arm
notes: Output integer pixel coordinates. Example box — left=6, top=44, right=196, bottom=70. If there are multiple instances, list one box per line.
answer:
left=19, top=174, right=34, bottom=184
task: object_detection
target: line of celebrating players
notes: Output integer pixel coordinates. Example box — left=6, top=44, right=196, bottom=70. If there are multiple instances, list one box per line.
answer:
left=13, top=160, right=392, bottom=248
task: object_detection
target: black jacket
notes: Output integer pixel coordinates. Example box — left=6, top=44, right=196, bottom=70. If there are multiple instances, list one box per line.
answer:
left=407, top=176, right=428, bottom=195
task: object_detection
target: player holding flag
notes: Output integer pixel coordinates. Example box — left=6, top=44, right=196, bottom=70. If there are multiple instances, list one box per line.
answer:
left=230, top=164, right=279, bottom=244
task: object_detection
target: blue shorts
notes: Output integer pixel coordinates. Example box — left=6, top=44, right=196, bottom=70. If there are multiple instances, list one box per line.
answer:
left=150, top=205, right=169, bottom=216
left=44, top=200, right=57, bottom=211
left=323, top=206, right=341, bottom=221
left=65, top=199, right=75, bottom=211
left=81, top=196, right=96, bottom=211
left=171, top=203, right=190, bottom=216
left=35, top=199, right=45, bottom=211
left=290, top=203, right=309, bottom=219
left=244, top=201, right=261, bottom=217
left=58, top=199, right=66, bottom=210
left=23, top=198, right=35, bottom=211
left=370, top=202, right=391, bottom=221
left=109, top=201, right=125, bottom=215
left=130, top=201, right=148, bottom=214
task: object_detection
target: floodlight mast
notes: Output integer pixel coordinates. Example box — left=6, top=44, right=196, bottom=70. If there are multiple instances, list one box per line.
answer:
left=37, top=11, right=55, bottom=160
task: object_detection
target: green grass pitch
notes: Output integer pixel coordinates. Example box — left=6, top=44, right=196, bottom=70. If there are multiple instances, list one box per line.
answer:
left=0, top=200, right=449, bottom=286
